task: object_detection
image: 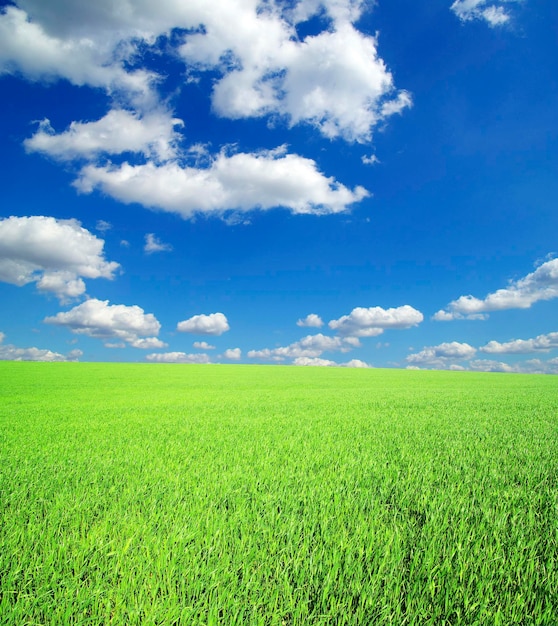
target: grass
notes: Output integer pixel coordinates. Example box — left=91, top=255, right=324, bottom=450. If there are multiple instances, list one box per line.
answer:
left=0, top=362, right=557, bottom=625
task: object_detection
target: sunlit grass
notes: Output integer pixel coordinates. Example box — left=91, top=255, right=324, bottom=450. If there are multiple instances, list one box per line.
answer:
left=1, top=363, right=557, bottom=624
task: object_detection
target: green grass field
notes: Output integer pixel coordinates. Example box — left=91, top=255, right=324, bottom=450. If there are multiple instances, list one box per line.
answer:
left=1, top=362, right=557, bottom=625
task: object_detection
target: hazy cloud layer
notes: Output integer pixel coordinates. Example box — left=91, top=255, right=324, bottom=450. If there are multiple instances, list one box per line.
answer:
left=480, top=332, right=558, bottom=354
left=248, top=333, right=360, bottom=361
left=144, top=233, right=173, bottom=254
left=44, top=298, right=166, bottom=348
left=434, top=258, right=558, bottom=320
left=451, top=0, right=519, bottom=26
left=0, top=331, right=80, bottom=361
left=0, top=216, right=119, bottom=301
left=146, top=351, right=211, bottom=364
left=406, top=342, right=477, bottom=369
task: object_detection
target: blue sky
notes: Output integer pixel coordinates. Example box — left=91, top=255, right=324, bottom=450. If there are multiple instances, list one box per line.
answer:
left=1, top=0, right=557, bottom=372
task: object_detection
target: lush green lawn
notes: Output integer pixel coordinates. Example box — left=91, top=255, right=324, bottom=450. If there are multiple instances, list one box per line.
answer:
left=1, top=363, right=557, bottom=624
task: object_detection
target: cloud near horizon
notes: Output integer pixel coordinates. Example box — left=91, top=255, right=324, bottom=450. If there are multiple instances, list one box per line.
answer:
left=434, top=258, right=558, bottom=321
left=44, top=298, right=166, bottom=349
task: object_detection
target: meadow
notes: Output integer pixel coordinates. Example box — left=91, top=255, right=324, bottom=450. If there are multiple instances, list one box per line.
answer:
left=0, top=362, right=557, bottom=625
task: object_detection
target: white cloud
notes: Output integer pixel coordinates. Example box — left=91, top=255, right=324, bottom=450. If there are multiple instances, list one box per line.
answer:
left=406, top=342, right=477, bottom=369
left=248, top=333, right=360, bottom=361
left=480, top=332, right=558, bottom=354
left=222, top=348, right=242, bottom=360
left=177, top=312, right=230, bottom=336
left=0, top=6, right=153, bottom=98
left=193, top=341, right=215, bottom=350
left=450, top=0, right=517, bottom=26
left=146, top=352, right=211, bottom=364
left=4, top=1, right=410, bottom=143
left=182, top=8, right=411, bottom=141
left=362, top=154, right=380, bottom=166
left=293, top=356, right=370, bottom=367
left=468, top=359, right=516, bottom=373
left=0, top=331, right=78, bottom=361
left=0, top=215, right=119, bottom=301
left=297, top=313, right=323, bottom=328
left=329, top=305, right=423, bottom=337
left=434, top=258, right=558, bottom=321
left=96, top=220, right=112, bottom=232
left=24, top=109, right=183, bottom=162
left=44, top=298, right=165, bottom=348
left=144, top=233, right=173, bottom=254
left=74, top=147, right=369, bottom=218
left=293, top=356, right=337, bottom=366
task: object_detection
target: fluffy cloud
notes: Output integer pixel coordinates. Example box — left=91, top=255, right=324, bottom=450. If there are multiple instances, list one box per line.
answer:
left=406, top=342, right=477, bottom=369
left=480, top=332, right=558, bottom=354
left=180, top=4, right=410, bottom=141
left=3, top=1, right=409, bottom=142
left=450, top=0, right=517, bottom=26
left=177, top=313, right=230, bottom=336
left=293, top=356, right=371, bottom=367
left=0, top=216, right=119, bottom=301
left=74, top=148, right=369, bottom=218
left=434, top=258, right=558, bottom=321
left=0, top=331, right=79, bottom=362
left=297, top=313, right=324, bottom=328
left=144, top=233, right=173, bottom=254
left=44, top=298, right=166, bottom=348
left=222, top=348, right=242, bottom=360
left=329, top=305, right=423, bottom=337
left=193, top=341, right=215, bottom=350
left=248, top=333, right=360, bottom=361
left=0, top=6, right=153, bottom=98
left=24, top=109, right=183, bottom=161
left=146, top=352, right=211, bottom=363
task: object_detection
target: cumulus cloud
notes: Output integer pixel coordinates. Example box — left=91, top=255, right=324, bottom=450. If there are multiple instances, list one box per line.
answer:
left=193, top=341, right=215, bottom=350
left=406, top=342, right=477, bottom=369
left=248, top=333, right=360, bottom=361
left=24, top=109, right=183, bottom=162
left=434, top=258, right=558, bottom=321
left=146, top=351, right=212, bottom=363
left=44, top=298, right=166, bottom=348
left=329, top=305, right=423, bottom=337
left=0, top=331, right=80, bottom=361
left=74, top=147, right=369, bottom=218
left=144, top=233, right=173, bottom=254
left=297, top=313, right=324, bottom=328
left=0, top=215, right=119, bottom=301
left=480, top=332, right=558, bottom=354
left=0, top=5, right=154, bottom=98
left=450, top=0, right=517, bottom=26
left=177, top=312, right=230, bottom=335
left=293, top=356, right=371, bottom=367
left=222, top=348, right=242, bottom=360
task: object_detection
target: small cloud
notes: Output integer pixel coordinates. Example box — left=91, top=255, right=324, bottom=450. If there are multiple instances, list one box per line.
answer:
left=193, top=341, right=215, bottom=350
left=96, top=220, right=112, bottom=232
left=144, top=233, right=172, bottom=254
left=177, top=312, right=230, bottom=335
left=222, top=348, right=241, bottom=360
left=361, top=154, right=380, bottom=166
left=297, top=313, right=323, bottom=328
left=146, top=351, right=211, bottom=363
